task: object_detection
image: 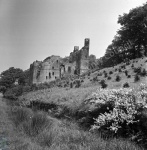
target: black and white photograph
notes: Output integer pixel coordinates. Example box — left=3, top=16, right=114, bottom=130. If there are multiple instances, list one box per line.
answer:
left=0, top=0, right=147, bottom=149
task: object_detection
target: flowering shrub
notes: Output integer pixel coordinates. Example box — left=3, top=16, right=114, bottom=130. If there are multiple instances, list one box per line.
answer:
left=89, top=84, right=147, bottom=143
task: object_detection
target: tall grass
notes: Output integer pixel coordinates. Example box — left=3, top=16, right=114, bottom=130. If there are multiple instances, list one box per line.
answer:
left=9, top=106, right=144, bottom=150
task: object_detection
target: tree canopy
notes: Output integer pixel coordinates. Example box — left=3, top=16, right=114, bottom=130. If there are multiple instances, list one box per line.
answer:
left=97, top=3, right=147, bottom=69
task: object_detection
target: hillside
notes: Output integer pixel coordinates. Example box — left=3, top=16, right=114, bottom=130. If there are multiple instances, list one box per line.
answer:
left=82, top=57, right=147, bottom=89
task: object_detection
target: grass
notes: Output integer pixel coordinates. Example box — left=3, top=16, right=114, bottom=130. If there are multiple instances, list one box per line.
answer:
left=8, top=105, right=144, bottom=150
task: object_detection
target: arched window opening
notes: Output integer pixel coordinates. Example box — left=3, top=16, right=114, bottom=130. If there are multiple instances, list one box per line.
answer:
left=49, top=72, right=51, bottom=79
left=68, top=66, right=71, bottom=73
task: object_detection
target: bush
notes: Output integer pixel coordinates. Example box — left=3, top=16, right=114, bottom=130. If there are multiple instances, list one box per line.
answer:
left=107, top=76, right=111, bottom=80
left=4, top=85, right=23, bottom=100
left=134, top=67, right=141, bottom=74
left=109, top=71, right=113, bottom=74
left=0, top=86, right=6, bottom=94
left=93, top=77, right=98, bottom=82
left=134, top=74, right=140, bottom=82
left=97, top=73, right=102, bottom=76
left=70, top=82, right=73, bottom=88
left=126, top=61, right=130, bottom=65
left=104, top=73, right=108, bottom=78
left=131, top=64, right=134, bottom=68
left=11, top=107, right=33, bottom=127
left=23, top=85, right=31, bottom=93
left=89, top=86, right=147, bottom=146
left=121, top=65, right=126, bottom=69
left=123, top=82, right=130, bottom=88
left=140, top=69, right=147, bottom=76
left=118, top=68, right=122, bottom=72
left=99, top=80, right=107, bottom=88
left=127, top=75, right=131, bottom=78
left=124, top=70, right=128, bottom=76
left=115, top=68, right=118, bottom=72
left=115, top=75, right=121, bottom=82
left=75, top=80, right=81, bottom=88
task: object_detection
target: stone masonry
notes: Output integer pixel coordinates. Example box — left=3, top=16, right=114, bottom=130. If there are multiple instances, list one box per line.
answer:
left=29, top=38, right=90, bottom=84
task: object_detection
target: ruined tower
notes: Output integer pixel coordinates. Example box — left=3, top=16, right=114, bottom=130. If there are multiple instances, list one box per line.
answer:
left=76, top=38, right=90, bottom=75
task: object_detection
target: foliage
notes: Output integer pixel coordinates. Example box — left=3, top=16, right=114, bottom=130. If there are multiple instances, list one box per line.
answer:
left=89, top=84, right=147, bottom=147
left=134, top=74, right=140, bottom=82
left=140, top=69, right=147, bottom=76
left=116, top=75, right=121, bottom=82
left=125, top=70, right=128, bottom=76
left=4, top=85, right=23, bottom=100
left=109, top=71, right=113, bottom=74
left=9, top=106, right=143, bottom=150
left=0, top=67, right=30, bottom=94
left=96, top=3, right=147, bottom=69
left=107, top=76, right=111, bottom=80
left=123, top=82, right=130, bottom=88
left=99, top=80, right=107, bottom=88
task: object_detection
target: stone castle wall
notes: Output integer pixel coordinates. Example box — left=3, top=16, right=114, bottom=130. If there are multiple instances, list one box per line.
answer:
left=29, top=38, right=90, bottom=84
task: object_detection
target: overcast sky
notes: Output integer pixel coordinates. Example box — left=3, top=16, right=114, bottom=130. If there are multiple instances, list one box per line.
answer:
left=0, top=0, right=146, bottom=73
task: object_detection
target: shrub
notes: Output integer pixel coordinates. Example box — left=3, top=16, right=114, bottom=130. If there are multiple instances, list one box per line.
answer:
left=93, top=77, right=98, bottom=82
left=104, top=73, right=108, bottom=78
left=75, top=80, right=81, bottom=88
left=0, top=86, right=6, bottom=94
left=107, top=76, right=111, bottom=80
left=11, top=107, right=33, bottom=127
left=123, top=82, right=130, bottom=88
left=124, top=70, right=128, bottom=76
left=115, top=68, right=117, bottom=72
left=118, top=68, right=122, bottom=72
left=121, top=65, right=126, bottom=69
left=23, top=85, right=31, bottom=93
left=81, top=79, right=84, bottom=83
left=99, top=80, right=107, bottom=88
left=4, top=85, right=23, bottom=100
left=115, top=75, right=121, bottom=82
left=90, top=86, right=147, bottom=146
left=127, top=75, right=131, bottom=78
left=70, top=82, right=73, bottom=88
left=134, top=67, right=141, bottom=74
left=140, top=69, right=147, bottom=76
left=134, top=74, right=140, bottom=82
left=126, top=61, right=130, bottom=65
left=131, top=64, right=134, bottom=68
left=109, top=71, right=113, bottom=74
left=97, top=73, right=102, bottom=76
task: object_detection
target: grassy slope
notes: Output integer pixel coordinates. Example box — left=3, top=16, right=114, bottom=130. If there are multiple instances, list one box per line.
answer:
left=20, top=57, right=147, bottom=106
left=5, top=103, right=145, bottom=150
left=0, top=94, right=42, bottom=150
left=4, top=57, right=146, bottom=149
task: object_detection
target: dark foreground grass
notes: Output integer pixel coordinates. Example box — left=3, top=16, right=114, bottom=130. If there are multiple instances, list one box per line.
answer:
left=8, top=105, right=144, bottom=150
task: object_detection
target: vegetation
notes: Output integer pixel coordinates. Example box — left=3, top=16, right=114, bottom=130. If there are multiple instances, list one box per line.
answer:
left=115, top=75, right=121, bottom=82
left=0, top=3, right=147, bottom=150
left=123, top=82, right=130, bottom=88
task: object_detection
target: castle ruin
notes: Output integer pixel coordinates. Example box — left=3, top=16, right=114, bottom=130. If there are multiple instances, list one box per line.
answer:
left=29, top=38, right=90, bottom=84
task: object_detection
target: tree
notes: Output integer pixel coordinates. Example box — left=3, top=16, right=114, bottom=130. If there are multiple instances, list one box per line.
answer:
left=0, top=67, right=23, bottom=91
